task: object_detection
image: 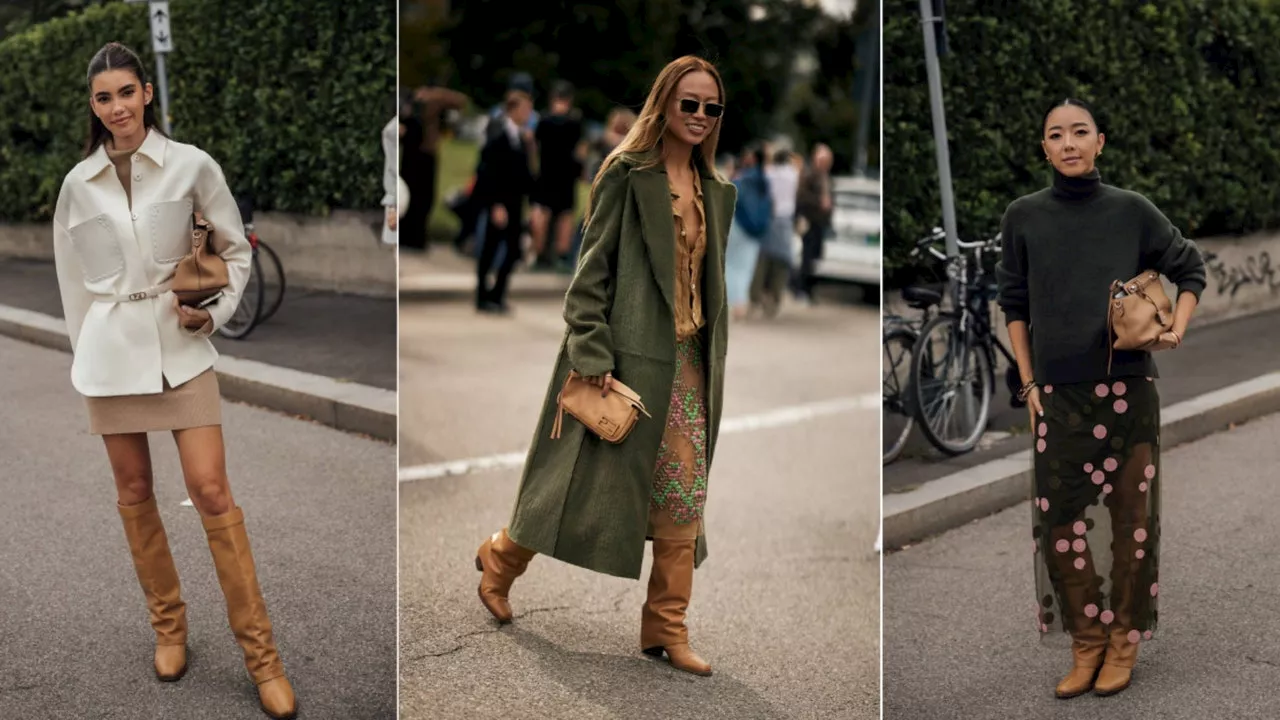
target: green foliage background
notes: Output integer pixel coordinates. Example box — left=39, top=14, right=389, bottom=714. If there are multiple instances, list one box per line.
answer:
left=0, top=0, right=396, bottom=222
left=884, top=0, right=1280, bottom=285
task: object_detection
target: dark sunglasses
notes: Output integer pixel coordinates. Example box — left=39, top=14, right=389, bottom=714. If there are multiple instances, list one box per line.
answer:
left=678, top=98, right=725, bottom=118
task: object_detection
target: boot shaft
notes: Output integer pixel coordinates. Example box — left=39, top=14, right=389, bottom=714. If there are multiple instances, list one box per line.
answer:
left=117, top=496, right=187, bottom=644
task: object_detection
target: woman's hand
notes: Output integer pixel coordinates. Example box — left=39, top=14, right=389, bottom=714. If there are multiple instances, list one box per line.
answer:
left=582, top=371, right=614, bottom=397
left=174, top=297, right=212, bottom=330
left=491, top=205, right=508, bottom=229
left=1149, top=330, right=1183, bottom=352
left=1025, top=386, right=1044, bottom=426
left=386, top=206, right=398, bottom=231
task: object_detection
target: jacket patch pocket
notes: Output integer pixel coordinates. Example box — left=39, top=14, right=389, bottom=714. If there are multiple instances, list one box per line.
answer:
left=148, top=198, right=194, bottom=264
left=67, top=215, right=125, bottom=283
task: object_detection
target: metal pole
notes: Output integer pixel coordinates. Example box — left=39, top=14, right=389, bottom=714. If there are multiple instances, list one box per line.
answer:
left=853, top=5, right=878, bottom=176
left=154, top=51, right=172, bottom=136
left=918, top=0, right=958, bottom=258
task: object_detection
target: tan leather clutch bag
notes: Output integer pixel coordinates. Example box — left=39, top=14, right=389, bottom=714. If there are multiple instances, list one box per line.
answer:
left=550, top=371, right=651, bottom=444
left=1107, top=269, right=1173, bottom=373
left=172, top=213, right=229, bottom=306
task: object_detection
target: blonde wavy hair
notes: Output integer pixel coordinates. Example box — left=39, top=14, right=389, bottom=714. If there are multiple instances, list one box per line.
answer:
left=584, top=55, right=725, bottom=225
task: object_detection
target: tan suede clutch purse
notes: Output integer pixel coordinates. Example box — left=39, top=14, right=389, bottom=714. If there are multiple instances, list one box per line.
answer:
left=1107, top=269, right=1173, bottom=374
left=172, top=213, right=229, bottom=306
left=550, top=370, right=651, bottom=443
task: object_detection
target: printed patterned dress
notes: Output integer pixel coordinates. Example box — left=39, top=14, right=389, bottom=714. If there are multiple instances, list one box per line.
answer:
left=648, top=170, right=710, bottom=540
left=1032, top=377, right=1161, bottom=644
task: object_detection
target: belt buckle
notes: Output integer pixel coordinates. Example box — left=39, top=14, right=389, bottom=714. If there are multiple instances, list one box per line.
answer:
left=128, top=291, right=147, bottom=301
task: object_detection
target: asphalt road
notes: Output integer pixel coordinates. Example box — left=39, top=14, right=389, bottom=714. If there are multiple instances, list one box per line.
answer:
left=884, top=410, right=1280, bottom=719
left=0, top=335, right=397, bottom=719
left=398, top=296, right=881, bottom=719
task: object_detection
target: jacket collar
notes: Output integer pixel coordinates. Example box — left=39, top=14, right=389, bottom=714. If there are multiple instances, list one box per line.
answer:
left=81, top=129, right=169, bottom=180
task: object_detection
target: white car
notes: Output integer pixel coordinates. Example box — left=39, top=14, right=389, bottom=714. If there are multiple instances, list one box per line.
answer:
left=798, top=175, right=881, bottom=287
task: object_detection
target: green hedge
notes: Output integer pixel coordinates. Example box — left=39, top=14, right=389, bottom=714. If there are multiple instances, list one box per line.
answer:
left=0, top=0, right=395, bottom=222
left=884, top=0, right=1280, bottom=283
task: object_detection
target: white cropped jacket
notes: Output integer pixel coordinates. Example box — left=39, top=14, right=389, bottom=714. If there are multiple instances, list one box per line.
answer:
left=53, top=130, right=251, bottom=397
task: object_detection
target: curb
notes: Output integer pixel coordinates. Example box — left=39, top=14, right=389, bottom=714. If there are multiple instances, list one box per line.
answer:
left=0, top=304, right=396, bottom=442
left=883, top=372, right=1280, bottom=550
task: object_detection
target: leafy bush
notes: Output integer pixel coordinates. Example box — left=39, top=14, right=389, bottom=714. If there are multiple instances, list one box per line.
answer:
left=0, top=0, right=395, bottom=222
left=884, top=0, right=1280, bottom=284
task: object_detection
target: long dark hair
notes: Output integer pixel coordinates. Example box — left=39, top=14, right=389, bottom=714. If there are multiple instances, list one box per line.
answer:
left=84, top=42, right=164, bottom=158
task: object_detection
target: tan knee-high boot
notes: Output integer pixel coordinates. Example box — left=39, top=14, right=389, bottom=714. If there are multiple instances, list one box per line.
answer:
left=475, top=528, right=536, bottom=623
left=1049, top=526, right=1106, bottom=699
left=640, top=538, right=712, bottom=677
left=203, top=507, right=297, bottom=720
left=1095, top=522, right=1143, bottom=696
left=117, top=496, right=188, bottom=681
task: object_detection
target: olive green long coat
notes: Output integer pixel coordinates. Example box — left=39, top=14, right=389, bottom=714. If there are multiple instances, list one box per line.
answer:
left=507, top=152, right=737, bottom=580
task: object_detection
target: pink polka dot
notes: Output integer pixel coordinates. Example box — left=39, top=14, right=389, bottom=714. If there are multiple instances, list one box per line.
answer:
left=1040, top=498, right=1050, bottom=512
left=1144, top=465, right=1156, bottom=479
left=1074, top=557, right=1086, bottom=570
left=1073, top=521, right=1087, bottom=535
left=1146, top=377, right=1153, bottom=382
left=1150, top=583, right=1159, bottom=597
left=1037, top=438, right=1047, bottom=453
left=1072, top=538, right=1087, bottom=553
left=1091, top=471, right=1105, bottom=485
left=1144, top=630, right=1153, bottom=640
left=1136, top=549, right=1145, bottom=559
left=1094, top=424, right=1108, bottom=439
left=1038, top=422, right=1047, bottom=437
left=1084, top=604, right=1099, bottom=618
left=1134, top=528, right=1148, bottom=542
left=1041, top=622, right=1049, bottom=633
left=1139, top=482, right=1148, bottom=493
left=1114, top=399, right=1129, bottom=414
left=1113, top=381, right=1128, bottom=396
left=1100, top=610, right=1115, bottom=624
left=1103, top=484, right=1113, bottom=495
left=1044, top=385, right=1054, bottom=394
left=1056, top=539, right=1071, bottom=553
left=1104, top=458, right=1118, bottom=472
left=1127, top=629, right=1141, bottom=643
left=1095, top=384, right=1110, bottom=398
left=1084, top=463, right=1094, bottom=473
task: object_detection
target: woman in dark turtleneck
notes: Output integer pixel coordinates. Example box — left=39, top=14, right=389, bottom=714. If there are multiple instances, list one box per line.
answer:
left=997, top=99, right=1205, bottom=700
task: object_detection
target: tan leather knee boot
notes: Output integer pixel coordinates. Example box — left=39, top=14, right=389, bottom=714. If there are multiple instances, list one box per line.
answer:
left=118, top=496, right=188, bottom=681
left=475, top=528, right=536, bottom=623
left=203, top=507, right=297, bottom=719
left=640, top=538, right=711, bottom=677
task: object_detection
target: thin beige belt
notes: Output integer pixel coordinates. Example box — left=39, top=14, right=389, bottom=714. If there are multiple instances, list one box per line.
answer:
left=93, top=281, right=172, bottom=303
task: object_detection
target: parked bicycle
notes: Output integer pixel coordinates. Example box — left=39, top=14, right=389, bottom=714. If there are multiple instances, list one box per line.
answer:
left=882, top=280, right=941, bottom=465
left=219, top=197, right=286, bottom=340
left=906, top=228, right=1024, bottom=456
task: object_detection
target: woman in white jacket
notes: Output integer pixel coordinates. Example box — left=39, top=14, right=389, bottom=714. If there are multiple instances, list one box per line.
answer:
left=53, top=42, right=297, bottom=720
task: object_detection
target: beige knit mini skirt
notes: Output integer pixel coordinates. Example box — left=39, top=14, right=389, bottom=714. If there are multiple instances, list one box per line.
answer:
left=85, top=369, right=222, bottom=435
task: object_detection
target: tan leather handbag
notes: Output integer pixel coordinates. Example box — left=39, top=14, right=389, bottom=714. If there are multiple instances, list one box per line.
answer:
left=1107, top=269, right=1173, bottom=373
left=171, top=213, right=228, bottom=306
left=550, top=370, right=652, bottom=443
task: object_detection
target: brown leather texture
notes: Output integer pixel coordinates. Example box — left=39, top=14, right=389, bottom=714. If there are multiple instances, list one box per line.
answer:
left=475, top=529, right=536, bottom=624
left=551, top=371, right=651, bottom=444
left=172, top=213, right=229, bottom=304
left=117, top=496, right=188, bottom=680
left=202, top=506, right=296, bottom=718
left=1108, top=270, right=1173, bottom=352
left=640, top=538, right=712, bottom=676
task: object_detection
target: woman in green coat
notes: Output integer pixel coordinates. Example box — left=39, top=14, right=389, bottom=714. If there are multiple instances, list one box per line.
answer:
left=473, top=55, right=736, bottom=677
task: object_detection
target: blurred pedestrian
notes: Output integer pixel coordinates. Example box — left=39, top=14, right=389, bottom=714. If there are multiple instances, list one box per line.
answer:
left=726, top=142, right=771, bottom=320
left=751, top=147, right=799, bottom=317
left=380, top=115, right=399, bottom=246
left=52, top=42, right=296, bottom=719
left=529, top=80, right=584, bottom=272
left=473, top=89, right=535, bottom=313
left=792, top=143, right=834, bottom=303
left=997, top=98, right=1205, bottom=700
left=401, top=81, right=468, bottom=252
left=474, top=55, right=735, bottom=678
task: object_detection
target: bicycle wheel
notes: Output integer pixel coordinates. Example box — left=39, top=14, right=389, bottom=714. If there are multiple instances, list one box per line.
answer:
left=257, top=239, right=286, bottom=322
left=910, top=314, right=992, bottom=455
left=217, top=251, right=264, bottom=340
left=882, top=326, right=917, bottom=465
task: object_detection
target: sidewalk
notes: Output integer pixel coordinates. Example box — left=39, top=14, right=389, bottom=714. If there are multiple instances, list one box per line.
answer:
left=399, top=245, right=572, bottom=301
left=0, top=257, right=395, bottom=439
left=884, top=307, right=1280, bottom=547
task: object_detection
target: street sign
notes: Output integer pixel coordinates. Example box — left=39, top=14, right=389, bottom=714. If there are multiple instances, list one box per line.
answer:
left=149, top=1, right=173, bottom=53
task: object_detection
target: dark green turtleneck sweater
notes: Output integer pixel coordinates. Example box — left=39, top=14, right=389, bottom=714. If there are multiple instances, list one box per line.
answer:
left=996, top=169, right=1206, bottom=384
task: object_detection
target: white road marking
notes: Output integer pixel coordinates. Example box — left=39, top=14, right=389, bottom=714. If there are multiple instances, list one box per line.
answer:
left=180, top=498, right=194, bottom=507
left=398, top=393, right=879, bottom=483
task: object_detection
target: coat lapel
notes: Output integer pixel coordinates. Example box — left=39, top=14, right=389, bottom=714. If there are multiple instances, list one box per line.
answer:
left=700, top=174, right=729, bottom=326
left=631, top=168, right=677, bottom=315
